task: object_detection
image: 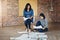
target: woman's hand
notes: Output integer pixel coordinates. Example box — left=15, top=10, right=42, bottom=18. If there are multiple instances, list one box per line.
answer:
left=42, top=27, right=45, bottom=30
left=42, top=27, right=46, bottom=30
left=29, top=16, right=33, bottom=19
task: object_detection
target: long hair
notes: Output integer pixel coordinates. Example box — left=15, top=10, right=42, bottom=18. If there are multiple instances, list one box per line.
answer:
left=40, top=13, right=45, bottom=19
left=24, top=3, right=32, bottom=11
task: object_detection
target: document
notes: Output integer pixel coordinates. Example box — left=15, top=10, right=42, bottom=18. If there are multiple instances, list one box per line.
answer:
left=33, top=25, right=43, bottom=29
left=23, top=17, right=28, bottom=21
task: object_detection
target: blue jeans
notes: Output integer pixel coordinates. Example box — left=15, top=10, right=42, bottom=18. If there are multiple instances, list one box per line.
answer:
left=24, top=19, right=32, bottom=29
left=35, top=21, right=48, bottom=32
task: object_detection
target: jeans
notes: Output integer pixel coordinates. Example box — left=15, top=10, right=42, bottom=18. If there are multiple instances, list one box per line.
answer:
left=35, top=21, right=48, bottom=32
left=36, top=21, right=44, bottom=27
left=24, top=19, right=32, bottom=29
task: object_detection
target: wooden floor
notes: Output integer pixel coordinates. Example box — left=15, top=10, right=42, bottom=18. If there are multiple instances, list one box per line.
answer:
left=0, top=23, right=60, bottom=40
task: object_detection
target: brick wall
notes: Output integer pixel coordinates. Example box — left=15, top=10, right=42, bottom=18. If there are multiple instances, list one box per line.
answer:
left=1, top=0, right=21, bottom=26
left=0, top=0, right=60, bottom=27
left=38, top=0, right=60, bottom=22
left=49, top=0, right=60, bottom=22
left=0, top=0, right=2, bottom=27
left=37, top=0, right=51, bottom=22
left=54, top=0, right=60, bottom=22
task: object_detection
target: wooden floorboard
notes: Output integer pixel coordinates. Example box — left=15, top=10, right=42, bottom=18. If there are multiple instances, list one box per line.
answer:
left=0, top=23, right=60, bottom=40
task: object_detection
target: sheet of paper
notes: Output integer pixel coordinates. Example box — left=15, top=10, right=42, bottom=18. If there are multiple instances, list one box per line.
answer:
left=10, top=32, right=48, bottom=40
left=33, top=25, right=43, bottom=29
left=23, top=17, right=28, bottom=21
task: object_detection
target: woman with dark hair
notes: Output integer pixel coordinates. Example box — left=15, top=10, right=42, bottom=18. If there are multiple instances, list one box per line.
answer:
left=23, top=3, right=34, bottom=32
left=33, top=13, right=48, bottom=32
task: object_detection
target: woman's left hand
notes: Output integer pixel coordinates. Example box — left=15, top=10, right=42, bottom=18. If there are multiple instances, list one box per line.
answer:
left=42, top=28, right=45, bottom=30
left=29, top=16, right=33, bottom=19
